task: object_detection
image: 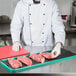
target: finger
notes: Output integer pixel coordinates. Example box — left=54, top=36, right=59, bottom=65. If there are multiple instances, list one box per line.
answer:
left=51, top=51, right=58, bottom=58
left=54, top=53, right=60, bottom=58
left=12, top=46, right=14, bottom=51
left=51, top=50, right=55, bottom=54
left=12, top=46, right=16, bottom=51
left=51, top=50, right=57, bottom=56
left=54, top=51, right=57, bottom=55
left=12, top=48, right=15, bottom=51
left=17, top=46, right=19, bottom=51
left=14, top=47, right=17, bottom=51
left=20, top=44, right=22, bottom=49
left=13, top=46, right=19, bottom=51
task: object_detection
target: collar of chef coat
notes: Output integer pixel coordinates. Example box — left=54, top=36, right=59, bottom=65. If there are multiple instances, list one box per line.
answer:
left=22, top=0, right=47, bottom=4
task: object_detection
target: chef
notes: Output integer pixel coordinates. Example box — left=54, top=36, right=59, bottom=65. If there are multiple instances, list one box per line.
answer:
left=10, top=0, right=65, bottom=58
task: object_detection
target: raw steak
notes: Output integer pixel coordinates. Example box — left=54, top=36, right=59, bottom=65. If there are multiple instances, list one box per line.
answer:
left=17, top=56, right=32, bottom=66
left=39, top=52, right=54, bottom=59
left=29, top=54, right=45, bottom=63
left=8, top=58, right=22, bottom=69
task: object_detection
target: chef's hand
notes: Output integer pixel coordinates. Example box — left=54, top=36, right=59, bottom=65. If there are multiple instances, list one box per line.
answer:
left=51, top=42, right=62, bottom=58
left=12, top=42, right=22, bottom=51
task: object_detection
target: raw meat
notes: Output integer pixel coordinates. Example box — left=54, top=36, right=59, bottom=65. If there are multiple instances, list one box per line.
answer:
left=17, top=56, right=32, bottom=66
left=29, top=54, right=45, bottom=63
left=39, top=52, right=54, bottom=59
left=8, top=58, right=22, bottom=69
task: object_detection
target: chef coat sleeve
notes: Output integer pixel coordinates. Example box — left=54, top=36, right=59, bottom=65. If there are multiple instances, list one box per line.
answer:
left=10, top=2, right=23, bottom=44
left=51, top=0, right=66, bottom=46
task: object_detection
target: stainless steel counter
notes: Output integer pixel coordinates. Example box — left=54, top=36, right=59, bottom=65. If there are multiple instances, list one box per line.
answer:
left=0, top=46, right=76, bottom=73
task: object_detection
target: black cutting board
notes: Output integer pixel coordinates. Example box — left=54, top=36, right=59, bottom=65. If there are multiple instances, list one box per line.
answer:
left=1, top=48, right=76, bottom=69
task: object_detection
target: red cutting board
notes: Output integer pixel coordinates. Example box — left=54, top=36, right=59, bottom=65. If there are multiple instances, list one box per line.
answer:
left=0, top=46, right=30, bottom=60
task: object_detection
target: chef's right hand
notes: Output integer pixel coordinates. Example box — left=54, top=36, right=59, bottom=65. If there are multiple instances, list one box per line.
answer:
left=12, top=42, right=22, bottom=51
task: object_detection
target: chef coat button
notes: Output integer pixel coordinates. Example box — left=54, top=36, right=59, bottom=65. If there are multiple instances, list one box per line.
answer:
left=29, top=13, right=31, bottom=15
left=29, top=4, right=31, bottom=6
left=32, top=41, right=34, bottom=43
left=43, top=13, right=45, bottom=15
left=42, top=32, right=44, bottom=34
left=30, top=23, right=32, bottom=25
left=43, top=23, right=45, bottom=25
left=43, top=4, right=46, bottom=6
left=42, top=41, right=44, bottom=43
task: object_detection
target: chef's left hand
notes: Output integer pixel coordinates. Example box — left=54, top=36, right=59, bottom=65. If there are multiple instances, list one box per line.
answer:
left=51, top=42, right=62, bottom=58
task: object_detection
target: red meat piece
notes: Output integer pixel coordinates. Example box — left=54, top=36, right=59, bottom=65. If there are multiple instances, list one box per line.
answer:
left=17, top=56, right=32, bottom=66
left=8, top=58, right=22, bottom=69
left=29, top=54, right=45, bottom=63
left=39, top=52, right=54, bottom=59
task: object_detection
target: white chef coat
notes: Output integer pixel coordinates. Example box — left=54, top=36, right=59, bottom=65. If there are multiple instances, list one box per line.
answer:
left=10, top=0, right=65, bottom=46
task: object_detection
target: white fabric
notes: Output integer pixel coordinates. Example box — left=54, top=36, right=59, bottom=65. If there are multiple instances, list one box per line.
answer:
left=11, top=0, right=65, bottom=47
